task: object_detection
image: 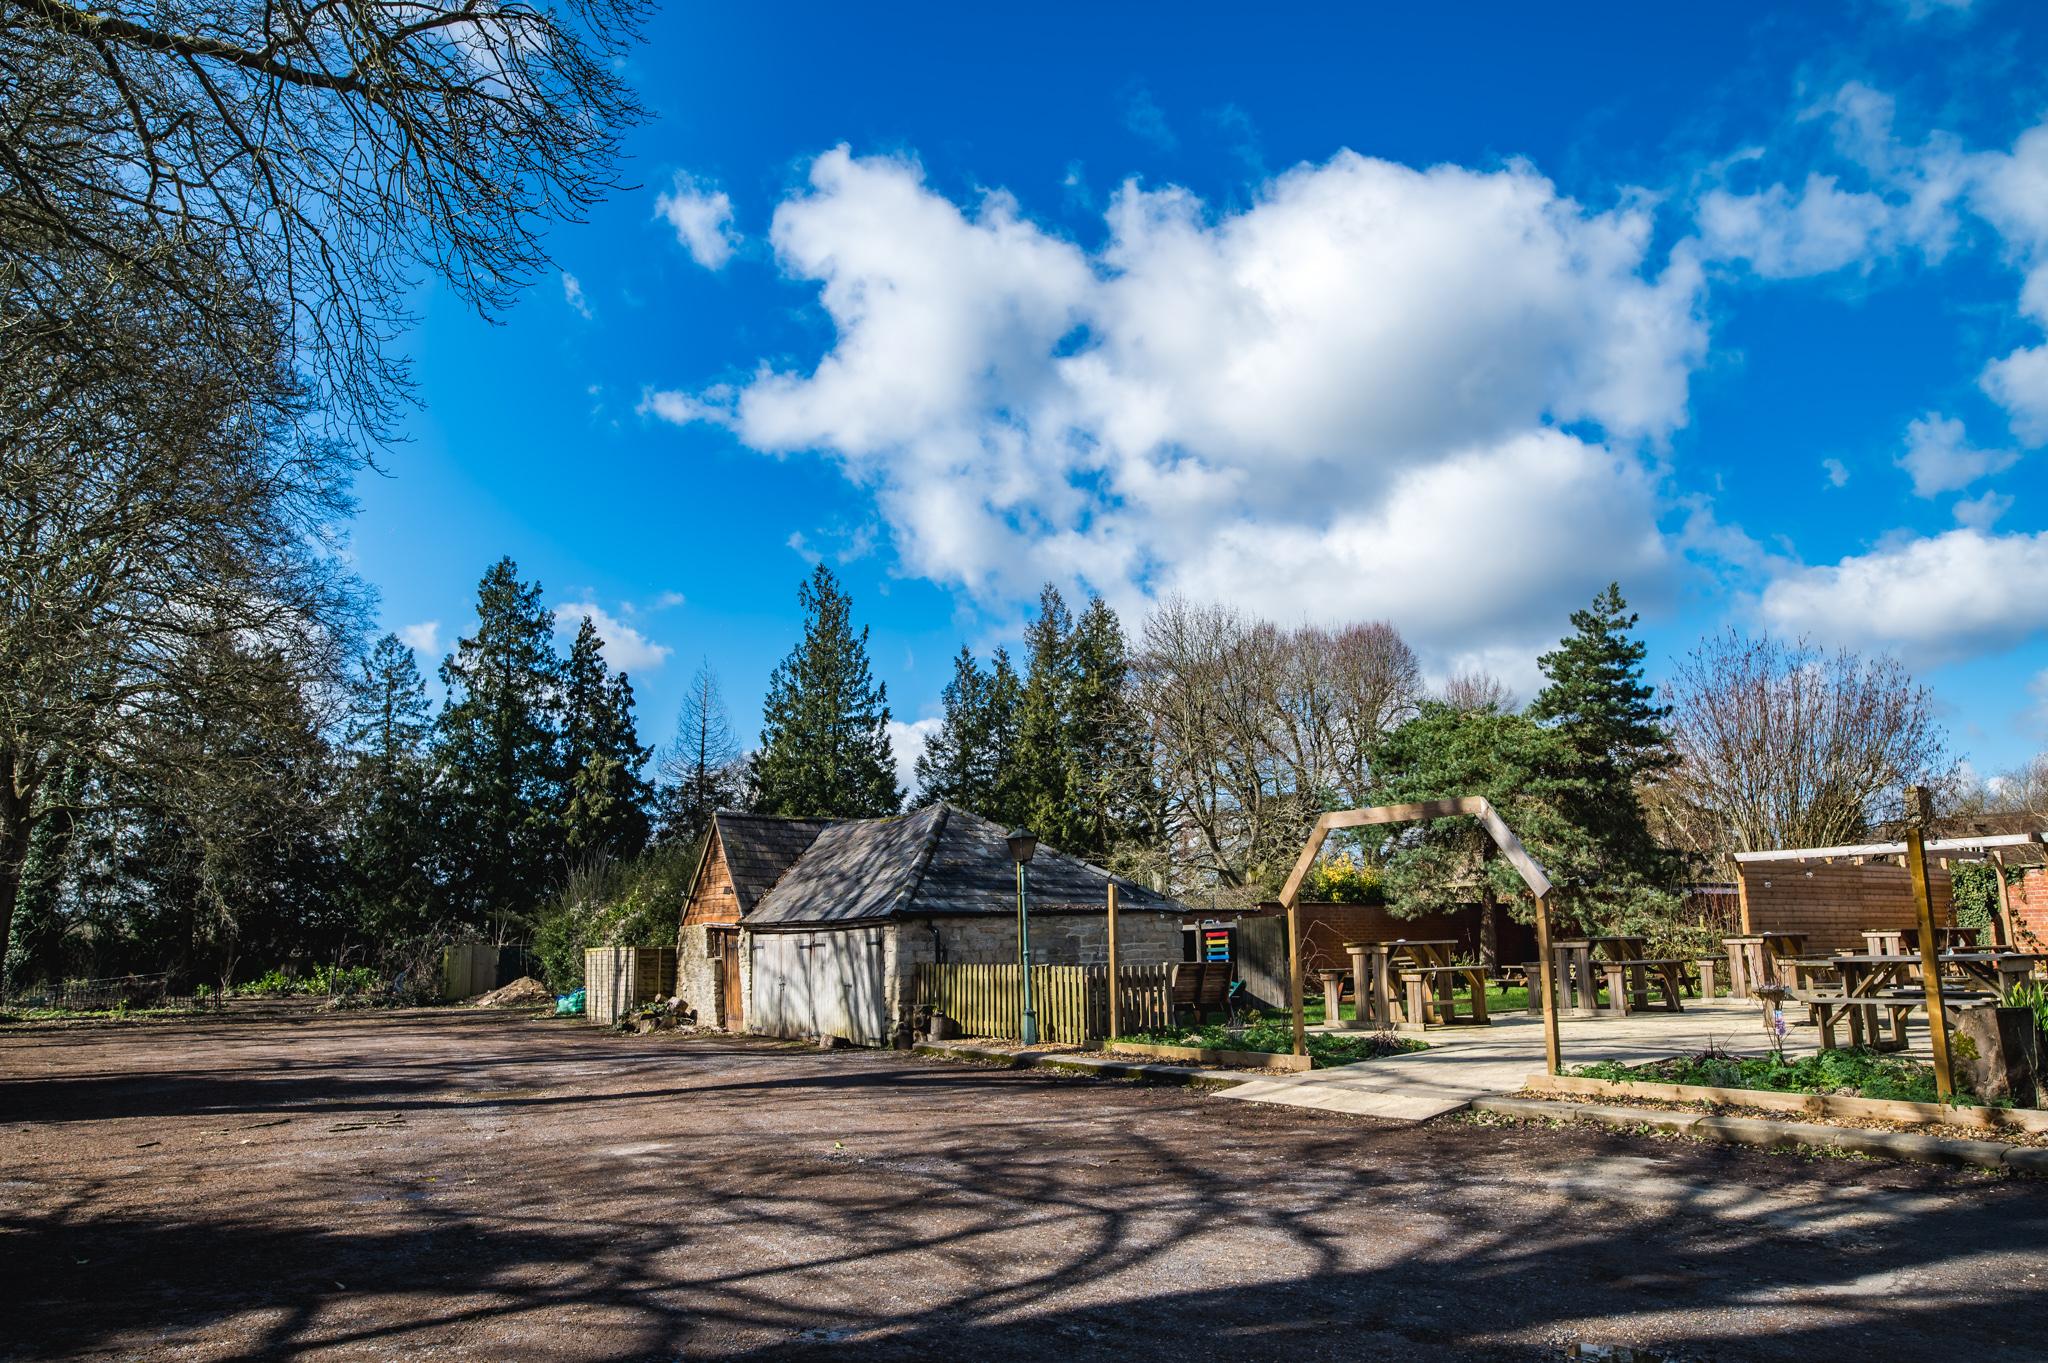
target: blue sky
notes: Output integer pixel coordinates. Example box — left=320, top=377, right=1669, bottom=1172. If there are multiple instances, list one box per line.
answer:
left=355, top=0, right=2048, bottom=791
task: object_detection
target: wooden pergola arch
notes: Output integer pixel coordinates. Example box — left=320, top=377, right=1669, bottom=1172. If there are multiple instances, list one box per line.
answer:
left=1277, top=797, right=1564, bottom=1071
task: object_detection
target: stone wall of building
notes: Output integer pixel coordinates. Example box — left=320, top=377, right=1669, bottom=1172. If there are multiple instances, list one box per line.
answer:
left=676, top=922, right=721, bottom=1024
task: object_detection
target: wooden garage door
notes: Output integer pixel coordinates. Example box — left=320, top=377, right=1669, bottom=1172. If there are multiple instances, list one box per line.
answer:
left=750, top=929, right=887, bottom=1046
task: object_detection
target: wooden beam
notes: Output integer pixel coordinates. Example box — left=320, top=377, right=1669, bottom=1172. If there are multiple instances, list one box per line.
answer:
left=1533, top=890, right=1561, bottom=1075
left=1906, top=822, right=1955, bottom=1103
left=1735, top=863, right=1752, bottom=934
left=1992, top=850, right=2017, bottom=951
left=1733, top=832, right=2045, bottom=864
left=1106, top=881, right=1121, bottom=1041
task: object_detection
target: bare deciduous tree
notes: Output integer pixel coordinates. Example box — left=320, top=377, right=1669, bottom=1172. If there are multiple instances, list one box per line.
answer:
left=1441, top=670, right=1515, bottom=713
left=1655, top=629, right=1948, bottom=860
left=1135, top=598, right=1421, bottom=899
left=2, top=0, right=647, bottom=441
left=0, top=251, right=362, bottom=969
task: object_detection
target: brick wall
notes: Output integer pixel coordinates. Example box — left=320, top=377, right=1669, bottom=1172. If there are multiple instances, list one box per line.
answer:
left=1740, top=861, right=1953, bottom=954
left=2011, top=866, right=2048, bottom=951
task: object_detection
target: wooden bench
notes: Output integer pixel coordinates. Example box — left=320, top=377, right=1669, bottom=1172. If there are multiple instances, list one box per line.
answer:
left=1597, top=959, right=1688, bottom=1015
left=1397, top=965, right=1490, bottom=1030
left=1170, top=962, right=1234, bottom=1025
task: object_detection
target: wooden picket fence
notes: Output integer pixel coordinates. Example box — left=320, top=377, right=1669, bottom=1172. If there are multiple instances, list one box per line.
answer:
left=915, top=963, right=1175, bottom=1042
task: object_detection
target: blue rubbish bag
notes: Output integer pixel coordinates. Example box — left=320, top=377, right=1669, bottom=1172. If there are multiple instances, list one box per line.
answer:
left=555, top=988, right=586, bottom=1017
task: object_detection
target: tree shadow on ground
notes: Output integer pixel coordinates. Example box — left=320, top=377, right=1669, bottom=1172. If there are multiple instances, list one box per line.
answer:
left=9, top=1023, right=2048, bottom=1361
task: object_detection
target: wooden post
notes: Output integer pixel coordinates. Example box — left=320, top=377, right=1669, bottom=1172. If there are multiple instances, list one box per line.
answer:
left=1533, top=891, right=1562, bottom=1076
left=1733, top=863, right=1752, bottom=934
left=1992, top=850, right=2017, bottom=950
left=1287, top=892, right=1306, bottom=1058
left=1106, top=882, right=1121, bottom=1040
left=1906, top=823, right=1955, bottom=1103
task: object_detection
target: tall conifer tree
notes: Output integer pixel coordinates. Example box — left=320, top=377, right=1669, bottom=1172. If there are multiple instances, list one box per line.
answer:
left=751, top=566, right=900, bottom=818
left=341, top=634, right=437, bottom=936
left=654, top=663, right=744, bottom=846
left=433, top=558, right=564, bottom=931
left=1068, top=596, right=1149, bottom=858
left=560, top=616, right=653, bottom=860
left=915, top=646, right=1022, bottom=818
left=1529, top=582, right=1677, bottom=889
left=1007, top=584, right=1078, bottom=841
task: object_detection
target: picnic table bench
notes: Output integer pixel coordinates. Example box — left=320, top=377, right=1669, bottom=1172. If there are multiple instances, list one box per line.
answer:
left=1595, top=958, right=1688, bottom=1015
left=1395, top=964, right=1490, bottom=1030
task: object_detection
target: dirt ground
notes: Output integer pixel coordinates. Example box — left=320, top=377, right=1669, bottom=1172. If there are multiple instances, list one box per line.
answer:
left=4, top=1012, right=2046, bottom=1362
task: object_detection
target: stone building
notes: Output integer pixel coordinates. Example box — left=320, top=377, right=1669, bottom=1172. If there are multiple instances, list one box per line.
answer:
left=676, top=803, right=1186, bottom=1046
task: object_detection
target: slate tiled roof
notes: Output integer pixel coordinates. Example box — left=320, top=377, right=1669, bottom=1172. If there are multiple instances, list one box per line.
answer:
left=711, top=812, right=843, bottom=913
left=741, top=803, right=1185, bottom=929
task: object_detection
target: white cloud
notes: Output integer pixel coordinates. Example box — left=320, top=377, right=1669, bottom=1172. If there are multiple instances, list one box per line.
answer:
left=1695, top=175, right=1897, bottom=278
left=655, top=172, right=739, bottom=269
left=1981, top=343, right=2048, bottom=446
left=561, top=272, right=593, bottom=319
left=651, top=590, right=687, bottom=611
left=886, top=717, right=941, bottom=799
left=648, top=145, right=1706, bottom=670
left=552, top=602, right=673, bottom=672
left=398, top=620, right=440, bottom=656
left=1822, top=457, right=1850, bottom=488
left=1895, top=412, right=2016, bottom=496
left=1759, top=528, right=2048, bottom=663
left=1952, top=489, right=2013, bottom=530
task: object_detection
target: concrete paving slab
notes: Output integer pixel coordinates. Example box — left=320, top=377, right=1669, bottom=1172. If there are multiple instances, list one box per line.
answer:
left=1224, top=997, right=1935, bottom=1121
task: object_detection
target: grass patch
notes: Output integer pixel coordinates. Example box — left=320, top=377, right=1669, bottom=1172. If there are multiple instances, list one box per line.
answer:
left=1115, top=1015, right=1425, bottom=1068
left=1567, top=1047, right=1979, bottom=1107
left=1300, top=984, right=1528, bottom=1029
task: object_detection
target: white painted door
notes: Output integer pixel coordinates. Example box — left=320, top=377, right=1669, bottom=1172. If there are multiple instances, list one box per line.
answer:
left=749, top=929, right=886, bottom=1045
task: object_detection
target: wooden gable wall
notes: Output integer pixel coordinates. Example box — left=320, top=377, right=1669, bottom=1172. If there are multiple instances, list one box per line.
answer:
left=683, top=827, right=743, bottom=927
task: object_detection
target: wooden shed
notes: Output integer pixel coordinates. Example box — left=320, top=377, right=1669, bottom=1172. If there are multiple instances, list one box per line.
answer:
left=584, top=946, right=677, bottom=1026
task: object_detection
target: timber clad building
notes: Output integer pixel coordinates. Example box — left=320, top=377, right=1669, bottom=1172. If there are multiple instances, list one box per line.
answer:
left=678, top=803, right=1187, bottom=1047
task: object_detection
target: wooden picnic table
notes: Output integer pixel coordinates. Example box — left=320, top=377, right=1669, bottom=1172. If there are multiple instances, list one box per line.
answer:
left=1861, top=926, right=1981, bottom=956
left=1810, top=951, right=2046, bottom=1050
left=1723, top=932, right=1808, bottom=998
left=1343, top=940, right=1474, bottom=1029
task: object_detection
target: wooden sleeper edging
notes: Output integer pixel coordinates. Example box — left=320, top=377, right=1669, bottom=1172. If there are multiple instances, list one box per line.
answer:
left=1473, top=1096, right=2048, bottom=1172
left=912, top=1040, right=1256, bottom=1088
left=1525, top=1072, right=2048, bottom=1135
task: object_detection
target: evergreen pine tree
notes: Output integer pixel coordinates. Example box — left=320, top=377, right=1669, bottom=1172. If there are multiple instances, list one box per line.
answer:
left=1006, top=584, right=1078, bottom=841
left=1528, top=582, right=1676, bottom=888
left=341, top=634, right=437, bottom=937
left=653, top=663, right=744, bottom=845
left=560, top=616, right=654, bottom=860
left=1068, top=595, right=1149, bottom=858
left=433, top=558, right=565, bottom=933
left=914, top=646, right=1020, bottom=817
left=1529, top=583, right=1674, bottom=783
left=751, top=566, right=900, bottom=818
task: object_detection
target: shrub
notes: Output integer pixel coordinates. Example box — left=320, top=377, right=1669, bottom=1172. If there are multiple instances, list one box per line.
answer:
left=1116, top=1012, right=1425, bottom=1067
left=531, top=839, right=704, bottom=992
left=1302, top=852, right=1385, bottom=904
left=1569, top=1046, right=1970, bottom=1106
left=1951, top=861, right=2002, bottom=932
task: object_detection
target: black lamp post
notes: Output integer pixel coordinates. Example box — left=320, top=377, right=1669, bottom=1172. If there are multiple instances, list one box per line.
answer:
left=1007, top=828, right=1039, bottom=1044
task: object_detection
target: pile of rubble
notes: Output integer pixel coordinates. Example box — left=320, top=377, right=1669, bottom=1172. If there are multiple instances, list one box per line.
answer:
left=470, top=977, right=556, bottom=1009
left=617, top=996, right=697, bottom=1033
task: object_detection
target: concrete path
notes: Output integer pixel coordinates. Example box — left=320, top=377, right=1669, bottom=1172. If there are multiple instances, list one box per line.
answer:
left=1222, top=997, right=1890, bottom=1121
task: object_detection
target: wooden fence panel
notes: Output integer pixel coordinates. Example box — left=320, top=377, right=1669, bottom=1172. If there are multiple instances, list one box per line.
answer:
left=917, top=963, right=1175, bottom=1041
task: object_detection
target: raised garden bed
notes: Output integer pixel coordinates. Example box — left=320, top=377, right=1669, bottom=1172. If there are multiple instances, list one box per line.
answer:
left=1529, top=1072, right=2048, bottom=1135
left=1107, top=1040, right=1314, bottom=1072
left=1112, top=1019, right=1424, bottom=1069
left=1567, top=1048, right=1969, bottom=1106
